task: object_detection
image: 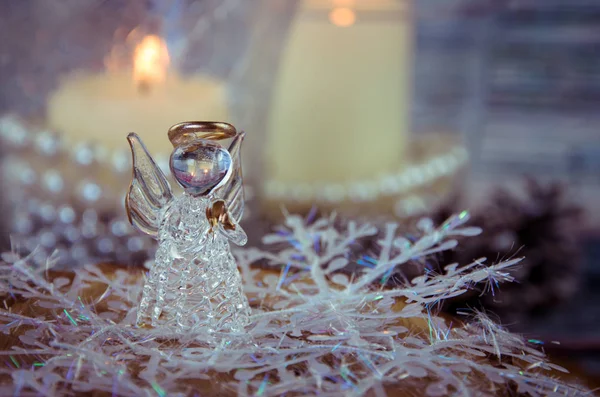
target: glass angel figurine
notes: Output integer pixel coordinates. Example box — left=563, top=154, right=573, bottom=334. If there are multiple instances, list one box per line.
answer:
left=125, top=121, right=251, bottom=333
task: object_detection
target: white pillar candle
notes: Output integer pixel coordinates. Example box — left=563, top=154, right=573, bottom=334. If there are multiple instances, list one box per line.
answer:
left=265, top=0, right=412, bottom=185
left=47, top=35, right=229, bottom=155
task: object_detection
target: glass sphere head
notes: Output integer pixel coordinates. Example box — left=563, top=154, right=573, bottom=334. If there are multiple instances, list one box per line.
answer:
left=169, top=141, right=232, bottom=196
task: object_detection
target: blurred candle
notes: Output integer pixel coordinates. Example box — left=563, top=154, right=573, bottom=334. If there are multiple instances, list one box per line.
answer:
left=265, top=0, right=411, bottom=185
left=48, top=35, right=229, bottom=155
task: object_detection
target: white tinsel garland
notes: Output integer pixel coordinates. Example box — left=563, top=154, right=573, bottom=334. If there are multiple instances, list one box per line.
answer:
left=0, top=212, right=588, bottom=396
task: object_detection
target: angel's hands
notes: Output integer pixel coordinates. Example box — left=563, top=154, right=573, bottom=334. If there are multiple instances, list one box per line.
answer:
left=206, top=199, right=248, bottom=246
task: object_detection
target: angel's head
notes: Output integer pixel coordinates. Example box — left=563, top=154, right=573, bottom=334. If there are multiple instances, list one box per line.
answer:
left=167, top=122, right=241, bottom=196
left=169, top=140, right=233, bottom=196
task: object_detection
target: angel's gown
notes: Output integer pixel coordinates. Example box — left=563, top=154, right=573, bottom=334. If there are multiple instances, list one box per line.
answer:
left=136, top=194, right=251, bottom=332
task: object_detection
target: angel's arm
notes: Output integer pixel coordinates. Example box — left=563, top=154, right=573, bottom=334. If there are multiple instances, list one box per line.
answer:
left=210, top=130, right=247, bottom=245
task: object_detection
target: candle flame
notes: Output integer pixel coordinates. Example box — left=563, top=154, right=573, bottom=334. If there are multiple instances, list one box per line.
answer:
left=329, top=7, right=356, bottom=27
left=133, top=35, right=170, bottom=88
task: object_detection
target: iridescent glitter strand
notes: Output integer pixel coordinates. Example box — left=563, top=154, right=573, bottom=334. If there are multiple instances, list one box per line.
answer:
left=0, top=212, right=588, bottom=396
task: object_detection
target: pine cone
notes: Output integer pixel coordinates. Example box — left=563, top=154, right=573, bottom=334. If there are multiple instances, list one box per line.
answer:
left=432, top=178, right=583, bottom=324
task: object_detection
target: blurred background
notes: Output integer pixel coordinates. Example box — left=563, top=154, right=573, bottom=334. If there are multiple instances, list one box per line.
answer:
left=0, top=0, right=599, bottom=387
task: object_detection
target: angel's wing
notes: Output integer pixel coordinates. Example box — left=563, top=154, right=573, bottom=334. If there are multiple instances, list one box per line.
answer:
left=125, top=133, right=173, bottom=239
left=215, top=130, right=246, bottom=224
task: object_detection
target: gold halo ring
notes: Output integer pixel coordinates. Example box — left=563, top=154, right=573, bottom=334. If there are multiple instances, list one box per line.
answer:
left=168, top=121, right=237, bottom=147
